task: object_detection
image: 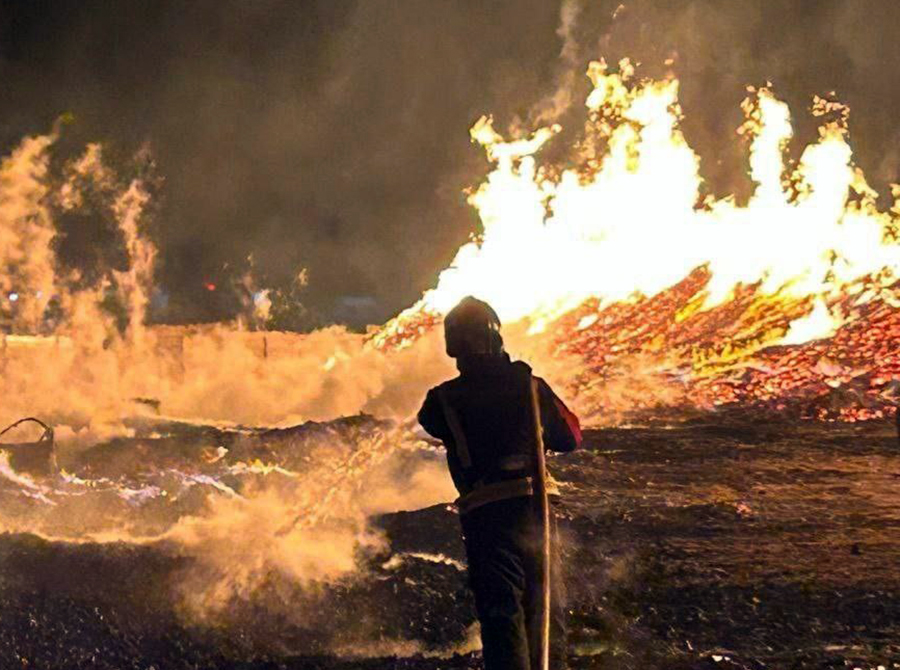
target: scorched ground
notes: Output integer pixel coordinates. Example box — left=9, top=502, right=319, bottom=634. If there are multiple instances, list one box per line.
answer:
left=0, top=410, right=897, bottom=669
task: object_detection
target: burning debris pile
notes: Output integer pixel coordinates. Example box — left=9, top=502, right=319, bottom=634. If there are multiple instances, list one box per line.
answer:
left=554, top=267, right=900, bottom=422
left=378, top=62, right=900, bottom=425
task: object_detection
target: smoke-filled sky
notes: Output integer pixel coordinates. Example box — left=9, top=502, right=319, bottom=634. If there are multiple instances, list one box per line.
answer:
left=1, top=0, right=898, bottom=326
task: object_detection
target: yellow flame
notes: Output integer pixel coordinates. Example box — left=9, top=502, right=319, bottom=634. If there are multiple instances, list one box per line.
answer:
left=410, top=62, right=899, bottom=346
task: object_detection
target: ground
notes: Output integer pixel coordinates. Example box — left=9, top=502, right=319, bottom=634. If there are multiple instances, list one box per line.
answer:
left=0, top=411, right=898, bottom=669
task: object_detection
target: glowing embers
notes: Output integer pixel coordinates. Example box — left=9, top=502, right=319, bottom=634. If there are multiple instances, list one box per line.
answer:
left=555, top=269, right=900, bottom=420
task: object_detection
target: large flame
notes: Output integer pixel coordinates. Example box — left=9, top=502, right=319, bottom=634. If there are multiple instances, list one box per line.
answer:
left=396, top=60, right=897, bottom=330
left=376, top=60, right=900, bottom=422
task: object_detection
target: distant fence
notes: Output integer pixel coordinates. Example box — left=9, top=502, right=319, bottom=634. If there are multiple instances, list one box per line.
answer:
left=0, top=327, right=308, bottom=383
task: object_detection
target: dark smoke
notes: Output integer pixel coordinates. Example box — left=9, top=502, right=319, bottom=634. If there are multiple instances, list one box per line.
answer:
left=0, top=0, right=898, bottom=326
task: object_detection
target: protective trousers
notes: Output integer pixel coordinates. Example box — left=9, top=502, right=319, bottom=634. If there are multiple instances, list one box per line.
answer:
left=460, top=496, right=567, bottom=670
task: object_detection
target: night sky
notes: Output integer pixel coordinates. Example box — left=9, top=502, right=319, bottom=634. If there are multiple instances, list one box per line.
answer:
left=1, top=0, right=898, bottom=327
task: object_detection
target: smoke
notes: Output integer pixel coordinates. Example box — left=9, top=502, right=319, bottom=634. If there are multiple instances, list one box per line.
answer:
left=5, top=1, right=894, bottom=324
left=4, top=1, right=900, bottom=435
left=518, top=0, right=584, bottom=130
left=0, top=415, right=457, bottom=637
left=169, top=427, right=456, bottom=621
left=586, top=0, right=900, bottom=200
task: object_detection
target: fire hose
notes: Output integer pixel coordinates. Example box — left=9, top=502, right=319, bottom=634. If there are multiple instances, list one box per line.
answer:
left=528, top=375, right=551, bottom=670
left=0, top=417, right=53, bottom=442
left=0, top=417, right=55, bottom=474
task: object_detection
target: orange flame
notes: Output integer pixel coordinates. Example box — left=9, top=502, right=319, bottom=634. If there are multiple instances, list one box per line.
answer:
left=376, top=60, right=900, bottom=421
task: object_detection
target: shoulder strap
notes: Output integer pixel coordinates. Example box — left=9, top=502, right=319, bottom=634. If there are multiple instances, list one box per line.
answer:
left=437, top=388, right=473, bottom=469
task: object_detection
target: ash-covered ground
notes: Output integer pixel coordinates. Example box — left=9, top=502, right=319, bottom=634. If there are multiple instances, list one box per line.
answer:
left=0, top=412, right=898, bottom=669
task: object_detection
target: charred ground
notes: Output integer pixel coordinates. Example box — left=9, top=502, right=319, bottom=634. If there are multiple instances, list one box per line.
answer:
left=0, top=411, right=898, bottom=669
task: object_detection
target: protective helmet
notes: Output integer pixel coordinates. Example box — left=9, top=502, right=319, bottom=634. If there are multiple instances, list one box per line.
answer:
left=444, top=296, right=504, bottom=358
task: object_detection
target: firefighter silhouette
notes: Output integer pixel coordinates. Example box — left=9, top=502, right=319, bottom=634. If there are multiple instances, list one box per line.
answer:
left=418, top=296, right=581, bottom=670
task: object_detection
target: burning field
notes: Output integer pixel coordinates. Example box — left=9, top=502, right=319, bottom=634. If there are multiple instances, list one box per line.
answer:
left=1, top=56, right=900, bottom=668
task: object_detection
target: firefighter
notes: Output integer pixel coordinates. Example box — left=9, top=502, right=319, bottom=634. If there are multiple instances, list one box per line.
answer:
left=418, top=296, right=582, bottom=670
